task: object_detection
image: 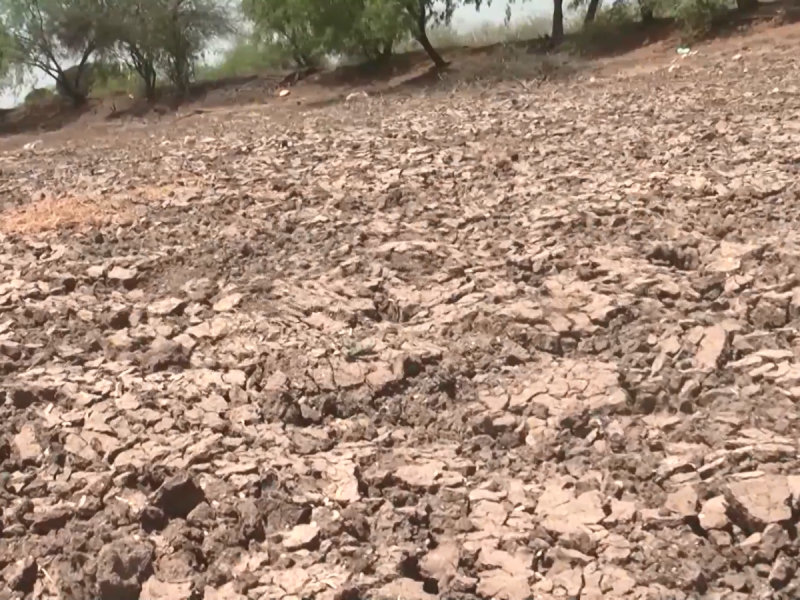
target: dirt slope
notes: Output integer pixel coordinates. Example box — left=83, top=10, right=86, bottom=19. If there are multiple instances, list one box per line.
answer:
left=2, top=23, right=800, bottom=600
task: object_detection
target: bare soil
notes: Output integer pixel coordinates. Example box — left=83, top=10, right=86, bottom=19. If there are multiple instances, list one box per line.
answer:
left=3, top=17, right=800, bottom=600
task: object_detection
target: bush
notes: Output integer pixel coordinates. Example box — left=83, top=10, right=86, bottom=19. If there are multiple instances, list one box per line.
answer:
left=572, top=2, right=641, bottom=52
left=670, top=0, right=730, bottom=34
left=199, top=37, right=299, bottom=78
left=24, top=87, right=55, bottom=104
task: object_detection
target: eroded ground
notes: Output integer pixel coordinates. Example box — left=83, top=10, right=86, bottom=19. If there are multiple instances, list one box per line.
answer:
left=2, top=25, right=800, bottom=600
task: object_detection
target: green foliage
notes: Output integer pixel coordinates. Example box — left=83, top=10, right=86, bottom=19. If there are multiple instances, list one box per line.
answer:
left=243, top=0, right=500, bottom=68
left=153, top=0, right=234, bottom=92
left=242, top=0, right=413, bottom=67
left=242, top=0, right=327, bottom=66
left=342, top=0, right=412, bottom=61
left=663, top=0, right=730, bottom=35
left=23, top=85, right=53, bottom=103
left=570, top=0, right=734, bottom=45
left=0, top=0, right=233, bottom=104
left=0, top=24, right=10, bottom=83
left=568, top=2, right=639, bottom=52
left=199, top=35, right=297, bottom=77
left=0, top=0, right=117, bottom=103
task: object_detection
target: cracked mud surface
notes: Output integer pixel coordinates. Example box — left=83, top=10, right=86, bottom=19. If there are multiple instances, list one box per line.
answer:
left=3, top=27, right=800, bottom=600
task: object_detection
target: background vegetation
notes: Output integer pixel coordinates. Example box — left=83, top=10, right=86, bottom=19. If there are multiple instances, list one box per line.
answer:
left=0, top=0, right=753, bottom=106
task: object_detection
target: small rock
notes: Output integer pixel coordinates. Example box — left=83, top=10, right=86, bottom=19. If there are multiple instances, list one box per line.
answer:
left=107, top=329, right=134, bottom=349
left=14, top=425, right=41, bottom=462
left=420, top=541, right=459, bottom=588
left=770, top=555, right=795, bottom=589
left=142, top=337, right=190, bottom=372
left=87, top=265, right=106, bottom=279
left=695, top=324, right=727, bottom=370
left=482, top=391, right=509, bottom=412
left=698, top=496, right=729, bottom=530
left=108, top=266, right=138, bottom=289
left=604, top=499, right=636, bottom=524
left=95, top=538, right=154, bottom=599
left=760, top=523, right=790, bottom=561
left=551, top=564, right=583, bottom=597
left=5, top=557, right=37, bottom=593
left=141, top=578, right=194, bottom=600
left=213, top=293, right=243, bottom=312
left=708, top=530, right=732, bottom=547
left=346, top=91, right=370, bottom=102
left=665, top=485, right=698, bottom=517
left=148, top=297, right=187, bottom=317
left=204, top=582, right=246, bottom=600
left=538, top=486, right=605, bottom=535
left=282, top=523, right=320, bottom=551
left=375, top=578, right=436, bottom=600
left=476, top=569, right=532, bottom=600
left=726, top=475, right=791, bottom=531
left=395, top=460, right=446, bottom=489
left=31, top=505, right=74, bottom=534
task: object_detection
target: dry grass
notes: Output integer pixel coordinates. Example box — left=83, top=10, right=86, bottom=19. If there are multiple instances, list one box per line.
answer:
left=0, top=187, right=169, bottom=235
left=0, top=194, right=130, bottom=235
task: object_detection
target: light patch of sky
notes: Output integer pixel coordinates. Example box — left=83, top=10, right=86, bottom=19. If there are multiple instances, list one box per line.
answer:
left=0, top=0, right=552, bottom=108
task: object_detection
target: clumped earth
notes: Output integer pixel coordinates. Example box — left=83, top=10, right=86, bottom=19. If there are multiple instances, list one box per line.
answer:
left=2, top=25, right=800, bottom=600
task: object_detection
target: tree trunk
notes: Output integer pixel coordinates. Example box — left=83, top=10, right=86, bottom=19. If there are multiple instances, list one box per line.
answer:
left=639, top=0, right=655, bottom=24
left=552, top=0, right=564, bottom=41
left=583, top=0, right=600, bottom=27
left=410, top=0, right=447, bottom=68
left=144, top=69, right=157, bottom=101
left=55, top=70, right=88, bottom=106
left=59, top=81, right=88, bottom=106
left=416, top=30, right=447, bottom=68
left=584, top=0, right=601, bottom=24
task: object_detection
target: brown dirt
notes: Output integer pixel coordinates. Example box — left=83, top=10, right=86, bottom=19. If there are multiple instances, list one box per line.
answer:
left=3, top=18, right=800, bottom=600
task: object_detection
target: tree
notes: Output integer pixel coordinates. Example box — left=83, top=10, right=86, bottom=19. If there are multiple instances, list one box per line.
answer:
left=401, top=0, right=492, bottom=68
left=243, top=0, right=495, bottom=70
left=639, top=0, right=654, bottom=23
left=0, top=0, right=117, bottom=105
left=552, top=0, right=564, bottom=40
left=350, top=0, right=409, bottom=61
left=153, top=0, right=233, bottom=94
left=98, top=0, right=232, bottom=99
left=242, top=0, right=327, bottom=67
left=0, top=25, right=10, bottom=82
left=404, top=0, right=446, bottom=67
left=583, top=0, right=601, bottom=23
left=104, top=0, right=161, bottom=99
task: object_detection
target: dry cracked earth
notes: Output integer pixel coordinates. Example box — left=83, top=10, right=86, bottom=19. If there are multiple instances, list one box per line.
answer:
left=3, top=29, right=800, bottom=600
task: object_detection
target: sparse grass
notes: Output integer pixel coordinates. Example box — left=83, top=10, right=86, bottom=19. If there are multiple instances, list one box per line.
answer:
left=0, top=193, right=132, bottom=235
left=0, top=184, right=171, bottom=234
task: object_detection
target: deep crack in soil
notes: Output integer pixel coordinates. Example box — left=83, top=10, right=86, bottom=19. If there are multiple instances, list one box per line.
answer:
left=3, top=25, right=800, bottom=600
